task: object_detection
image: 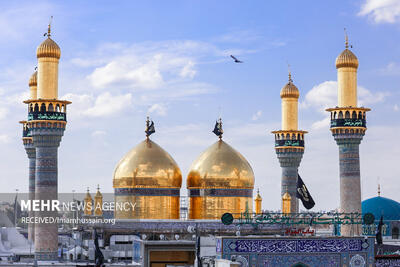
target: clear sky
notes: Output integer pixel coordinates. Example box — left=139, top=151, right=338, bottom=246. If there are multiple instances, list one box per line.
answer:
left=0, top=0, right=399, bottom=211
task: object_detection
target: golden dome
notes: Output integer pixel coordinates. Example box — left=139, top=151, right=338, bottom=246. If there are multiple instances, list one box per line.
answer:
left=280, top=74, right=299, bottom=99
left=187, top=140, right=254, bottom=189
left=37, top=37, right=61, bottom=59
left=335, top=49, right=358, bottom=69
left=113, top=139, right=182, bottom=189
left=29, top=71, right=37, bottom=87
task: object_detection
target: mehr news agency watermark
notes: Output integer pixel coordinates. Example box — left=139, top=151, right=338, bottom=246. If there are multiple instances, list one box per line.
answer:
left=19, top=199, right=137, bottom=225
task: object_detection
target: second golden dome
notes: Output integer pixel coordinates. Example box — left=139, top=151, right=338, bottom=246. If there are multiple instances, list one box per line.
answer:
left=187, top=140, right=254, bottom=189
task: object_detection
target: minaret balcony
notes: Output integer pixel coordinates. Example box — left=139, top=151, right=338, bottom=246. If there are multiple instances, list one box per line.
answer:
left=23, top=99, right=71, bottom=122
left=326, top=107, right=370, bottom=129
left=28, top=111, right=66, bottom=121
left=330, top=118, right=366, bottom=128
left=271, top=130, right=307, bottom=149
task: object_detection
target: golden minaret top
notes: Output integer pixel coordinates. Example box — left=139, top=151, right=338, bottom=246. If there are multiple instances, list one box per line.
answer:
left=335, top=29, right=359, bottom=107
left=335, top=29, right=358, bottom=69
left=36, top=16, right=61, bottom=100
left=280, top=69, right=300, bottom=130
left=280, top=70, right=299, bottom=99
left=36, top=17, right=61, bottom=59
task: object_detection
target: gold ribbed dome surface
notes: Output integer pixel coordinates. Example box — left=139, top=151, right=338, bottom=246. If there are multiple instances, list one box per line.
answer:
left=280, top=80, right=299, bottom=99
left=336, top=49, right=358, bottom=69
left=29, top=71, right=37, bottom=87
left=37, top=38, right=61, bottom=59
left=113, top=139, right=182, bottom=188
left=187, top=140, right=254, bottom=189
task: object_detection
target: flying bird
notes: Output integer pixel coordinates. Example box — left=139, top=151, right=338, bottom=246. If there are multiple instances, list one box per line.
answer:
left=230, top=55, right=243, bottom=63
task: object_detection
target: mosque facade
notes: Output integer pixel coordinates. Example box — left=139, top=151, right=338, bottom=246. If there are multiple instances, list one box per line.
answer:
left=16, top=23, right=400, bottom=267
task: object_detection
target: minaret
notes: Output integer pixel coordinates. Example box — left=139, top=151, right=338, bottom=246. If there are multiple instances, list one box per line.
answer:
left=19, top=71, right=38, bottom=243
left=94, top=185, right=103, bottom=217
left=84, top=188, right=93, bottom=216
left=326, top=31, right=370, bottom=236
left=254, top=189, right=262, bottom=214
left=22, top=20, right=71, bottom=260
left=272, top=71, right=307, bottom=213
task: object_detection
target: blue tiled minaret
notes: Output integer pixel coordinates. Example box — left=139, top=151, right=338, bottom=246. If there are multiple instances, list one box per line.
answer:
left=22, top=22, right=71, bottom=260
left=326, top=34, right=370, bottom=236
left=272, top=73, right=307, bottom=213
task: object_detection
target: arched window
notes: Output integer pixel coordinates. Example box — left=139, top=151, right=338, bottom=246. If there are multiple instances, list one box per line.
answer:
left=48, top=103, right=54, bottom=112
left=40, top=103, right=46, bottom=112
left=338, top=111, right=343, bottom=119
left=392, top=227, right=399, bottom=239
left=358, top=111, right=363, bottom=119
left=34, top=104, right=39, bottom=112
left=345, top=111, right=350, bottom=119
left=352, top=111, right=357, bottom=119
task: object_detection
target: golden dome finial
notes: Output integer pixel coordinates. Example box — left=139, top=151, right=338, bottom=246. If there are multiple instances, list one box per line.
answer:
left=145, top=116, right=155, bottom=139
left=280, top=68, right=299, bottom=99
left=37, top=16, right=61, bottom=59
left=255, top=188, right=262, bottom=200
left=335, top=29, right=358, bottom=69
left=288, top=63, right=292, bottom=83
left=212, top=118, right=223, bottom=139
left=47, top=16, right=53, bottom=38
left=344, top=28, right=349, bottom=49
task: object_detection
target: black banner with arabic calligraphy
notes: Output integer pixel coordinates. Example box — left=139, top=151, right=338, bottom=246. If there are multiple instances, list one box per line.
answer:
left=296, top=174, right=315, bottom=210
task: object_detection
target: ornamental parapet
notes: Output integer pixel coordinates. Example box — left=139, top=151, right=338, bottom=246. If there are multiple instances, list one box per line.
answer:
left=271, top=130, right=307, bottom=150
left=23, top=99, right=71, bottom=122
left=326, top=107, right=370, bottom=131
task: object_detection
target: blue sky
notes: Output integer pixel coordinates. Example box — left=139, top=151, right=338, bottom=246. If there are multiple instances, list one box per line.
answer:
left=0, top=0, right=399, bottom=211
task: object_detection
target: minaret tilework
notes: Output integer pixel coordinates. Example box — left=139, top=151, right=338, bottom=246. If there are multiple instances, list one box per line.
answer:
left=20, top=71, right=38, bottom=243
left=22, top=22, right=71, bottom=260
left=272, top=73, right=307, bottom=213
left=326, top=34, right=370, bottom=236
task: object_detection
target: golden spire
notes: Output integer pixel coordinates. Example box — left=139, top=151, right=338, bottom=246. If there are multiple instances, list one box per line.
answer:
left=145, top=116, right=155, bottom=139
left=47, top=16, right=53, bottom=38
left=95, top=184, right=102, bottom=197
left=85, top=187, right=91, bottom=198
left=288, top=63, right=292, bottom=83
left=344, top=28, right=349, bottom=49
left=212, top=117, right=223, bottom=139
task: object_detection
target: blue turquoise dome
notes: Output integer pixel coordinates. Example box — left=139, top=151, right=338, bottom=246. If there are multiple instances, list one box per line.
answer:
left=362, top=196, right=400, bottom=221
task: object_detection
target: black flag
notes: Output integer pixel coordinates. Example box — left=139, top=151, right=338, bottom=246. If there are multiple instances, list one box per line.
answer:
left=94, top=229, right=104, bottom=267
left=296, top=174, right=315, bottom=210
left=376, top=215, right=383, bottom=245
left=212, top=120, right=223, bottom=137
left=145, top=120, right=155, bottom=137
